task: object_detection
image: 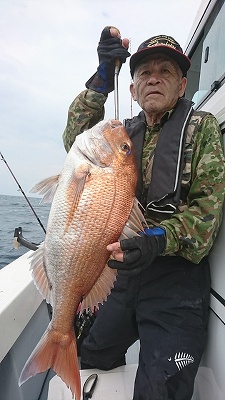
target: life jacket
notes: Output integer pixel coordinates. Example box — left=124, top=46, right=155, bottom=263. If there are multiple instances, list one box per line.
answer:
left=124, top=98, right=207, bottom=219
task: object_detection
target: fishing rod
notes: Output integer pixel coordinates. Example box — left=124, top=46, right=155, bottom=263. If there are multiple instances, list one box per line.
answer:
left=114, top=37, right=132, bottom=120
left=114, top=59, right=120, bottom=120
left=0, top=151, right=46, bottom=234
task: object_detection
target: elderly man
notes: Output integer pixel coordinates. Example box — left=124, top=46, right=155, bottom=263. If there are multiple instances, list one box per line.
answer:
left=63, top=28, right=225, bottom=400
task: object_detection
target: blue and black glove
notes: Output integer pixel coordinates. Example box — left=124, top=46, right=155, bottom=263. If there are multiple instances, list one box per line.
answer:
left=85, top=26, right=130, bottom=94
left=108, top=227, right=166, bottom=277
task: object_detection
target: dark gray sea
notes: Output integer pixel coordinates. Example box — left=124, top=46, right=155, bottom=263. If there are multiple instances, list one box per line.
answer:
left=0, top=194, right=51, bottom=269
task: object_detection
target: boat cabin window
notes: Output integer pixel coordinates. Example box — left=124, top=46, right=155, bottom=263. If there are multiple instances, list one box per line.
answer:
left=185, top=0, right=225, bottom=108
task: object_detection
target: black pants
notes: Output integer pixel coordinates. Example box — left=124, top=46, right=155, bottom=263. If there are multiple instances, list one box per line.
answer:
left=81, top=256, right=211, bottom=400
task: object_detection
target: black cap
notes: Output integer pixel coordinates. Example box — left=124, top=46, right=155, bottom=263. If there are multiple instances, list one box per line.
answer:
left=130, top=35, right=191, bottom=77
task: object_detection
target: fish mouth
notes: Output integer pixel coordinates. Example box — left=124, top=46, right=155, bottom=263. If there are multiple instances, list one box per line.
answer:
left=75, top=121, right=113, bottom=167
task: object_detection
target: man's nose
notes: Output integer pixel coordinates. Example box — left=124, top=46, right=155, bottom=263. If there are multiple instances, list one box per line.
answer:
left=146, top=73, right=161, bottom=85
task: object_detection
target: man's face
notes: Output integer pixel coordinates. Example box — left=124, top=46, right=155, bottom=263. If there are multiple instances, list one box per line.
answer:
left=130, top=54, right=187, bottom=120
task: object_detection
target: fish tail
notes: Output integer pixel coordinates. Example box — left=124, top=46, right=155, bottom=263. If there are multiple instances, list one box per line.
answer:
left=19, top=323, right=80, bottom=400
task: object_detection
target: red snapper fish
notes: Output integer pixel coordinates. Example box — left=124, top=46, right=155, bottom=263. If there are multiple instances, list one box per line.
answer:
left=19, top=119, right=146, bottom=399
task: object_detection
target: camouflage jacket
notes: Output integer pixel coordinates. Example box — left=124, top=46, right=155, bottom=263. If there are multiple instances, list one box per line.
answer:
left=63, top=89, right=225, bottom=264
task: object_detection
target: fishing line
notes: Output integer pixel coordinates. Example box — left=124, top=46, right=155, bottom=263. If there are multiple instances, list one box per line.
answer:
left=0, top=151, right=46, bottom=234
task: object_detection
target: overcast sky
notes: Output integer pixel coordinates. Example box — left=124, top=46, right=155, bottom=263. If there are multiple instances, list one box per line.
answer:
left=0, top=0, right=203, bottom=196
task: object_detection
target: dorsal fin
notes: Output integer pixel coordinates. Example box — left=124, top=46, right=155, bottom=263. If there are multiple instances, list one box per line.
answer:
left=119, top=197, right=147, bottom=240
left=80, top=265, right=117, bottom=313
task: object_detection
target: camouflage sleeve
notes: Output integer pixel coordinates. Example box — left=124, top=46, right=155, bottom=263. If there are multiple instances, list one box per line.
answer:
left=160, top=114, right=225, bottom=263
left=62, top=89, right=107, bottom=152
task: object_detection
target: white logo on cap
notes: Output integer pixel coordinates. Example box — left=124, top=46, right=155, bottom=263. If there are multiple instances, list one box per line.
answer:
left=147, top=36, right=178, bottom=50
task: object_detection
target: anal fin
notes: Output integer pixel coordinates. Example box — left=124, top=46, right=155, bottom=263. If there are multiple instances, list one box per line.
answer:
left=29, top=243, right=53, bottom=305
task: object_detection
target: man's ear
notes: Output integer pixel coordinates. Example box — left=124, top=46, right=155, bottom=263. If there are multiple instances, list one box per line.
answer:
left=130, top=82, right=137, bottom=101
left=179, top=77, right=187, bottom=98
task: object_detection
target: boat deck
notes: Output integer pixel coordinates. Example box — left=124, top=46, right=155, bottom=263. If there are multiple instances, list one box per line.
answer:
left=47, top=365, right=138, bottom=400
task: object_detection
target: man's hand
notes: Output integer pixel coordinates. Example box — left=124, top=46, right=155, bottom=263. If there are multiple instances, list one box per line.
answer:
left=86, top=26, right=130, bottom=94
left=107, top=228, right=166, bottom=277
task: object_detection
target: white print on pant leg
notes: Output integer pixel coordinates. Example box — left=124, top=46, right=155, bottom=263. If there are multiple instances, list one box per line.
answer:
left=170, top=352, right=195, bottom=371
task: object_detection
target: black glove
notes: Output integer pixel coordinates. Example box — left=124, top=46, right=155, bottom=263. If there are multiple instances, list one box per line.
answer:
left=85, top=27, right=130, bottom=94
left=108, top=229, right=166, bottom=277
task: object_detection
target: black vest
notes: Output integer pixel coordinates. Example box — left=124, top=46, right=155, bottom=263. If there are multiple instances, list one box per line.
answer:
left=124, top=98, right=193, bottom=215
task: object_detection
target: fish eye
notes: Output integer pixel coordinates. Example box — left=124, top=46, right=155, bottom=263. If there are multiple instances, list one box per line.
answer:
left=121, top=142, right=131, bottom=155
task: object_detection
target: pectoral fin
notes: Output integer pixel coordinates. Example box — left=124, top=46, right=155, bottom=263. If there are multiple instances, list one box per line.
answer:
left=67, top=164, right=91, bottom=211
left=65, top=164, right=91, bottom=232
